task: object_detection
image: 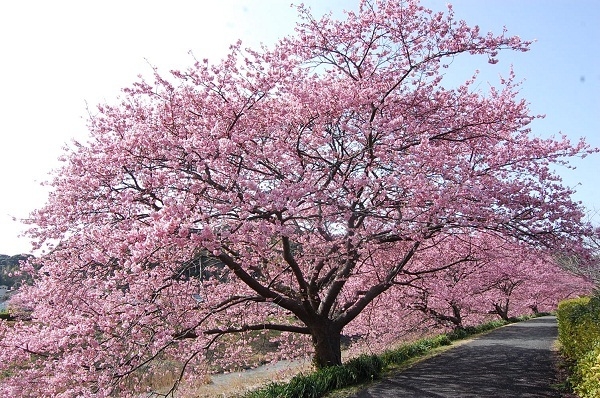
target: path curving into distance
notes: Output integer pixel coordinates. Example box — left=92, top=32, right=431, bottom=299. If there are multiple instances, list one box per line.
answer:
left=350, top=316, right=561, bottom=398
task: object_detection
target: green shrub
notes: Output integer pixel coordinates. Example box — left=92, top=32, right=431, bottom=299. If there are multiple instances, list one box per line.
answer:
left=574, top=346, right=600, bottom=398
left=557, top=297, right=593, bottom=359
left=557, top=295, right=600, bottom=397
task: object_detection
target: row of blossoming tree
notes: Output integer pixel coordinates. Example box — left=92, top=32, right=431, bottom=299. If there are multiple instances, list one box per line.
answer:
left=0, top=0, right=597, bottom=396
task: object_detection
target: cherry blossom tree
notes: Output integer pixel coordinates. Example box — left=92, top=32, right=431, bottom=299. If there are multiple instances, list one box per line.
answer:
left=407, top=235, right=594, bottom=328
left=557, top=226, right=600, bottom=287
left=405, top=233, right=503, bottom=330
left=0, top=0, right=596, bottom=396
left=478, top=249, right=593, bottom=320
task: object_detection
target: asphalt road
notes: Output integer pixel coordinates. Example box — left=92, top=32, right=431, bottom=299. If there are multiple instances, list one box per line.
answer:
left=350, top=316, right=561, bottom=397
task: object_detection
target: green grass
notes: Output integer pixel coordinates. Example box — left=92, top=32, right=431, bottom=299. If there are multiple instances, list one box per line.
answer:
left=242, top=354, right=383, bottom=398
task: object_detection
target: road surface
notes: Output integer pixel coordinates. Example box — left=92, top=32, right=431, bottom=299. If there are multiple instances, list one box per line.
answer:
left=350, top=316, right=561, bottom=397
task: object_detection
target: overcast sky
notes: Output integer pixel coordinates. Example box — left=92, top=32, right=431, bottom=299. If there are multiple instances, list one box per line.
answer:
left=1, top=0, right=598, bottom=255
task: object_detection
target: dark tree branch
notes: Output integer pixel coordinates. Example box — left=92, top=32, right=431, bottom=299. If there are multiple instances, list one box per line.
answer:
left=204, top=323, right=310, bottom=335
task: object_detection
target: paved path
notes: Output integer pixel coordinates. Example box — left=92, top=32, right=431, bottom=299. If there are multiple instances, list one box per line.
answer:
left=350, top=316, right=561, bottom=397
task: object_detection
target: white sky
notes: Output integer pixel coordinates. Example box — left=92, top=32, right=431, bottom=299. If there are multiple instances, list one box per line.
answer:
left=0, top=0, right=599, bottom=254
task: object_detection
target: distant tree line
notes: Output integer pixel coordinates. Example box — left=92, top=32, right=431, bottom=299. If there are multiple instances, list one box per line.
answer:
left=0, top=254, right=32, bottom=288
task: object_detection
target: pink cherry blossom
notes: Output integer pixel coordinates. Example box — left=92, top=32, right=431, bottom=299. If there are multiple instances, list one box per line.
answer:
left=1, top=1, right=596, bottom=396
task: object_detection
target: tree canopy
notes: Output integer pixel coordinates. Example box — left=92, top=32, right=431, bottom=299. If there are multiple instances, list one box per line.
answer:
left=0, top=1, right=596, bottom=396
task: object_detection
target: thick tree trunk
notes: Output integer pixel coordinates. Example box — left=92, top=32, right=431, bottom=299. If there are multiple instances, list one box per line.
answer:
left=530, top=304, right=540, bottom=315
left=493, top=302, right=510, bottom=321
left=309, top=321, right=343, bottom=368
left=450, top=303, right=463, bottom=330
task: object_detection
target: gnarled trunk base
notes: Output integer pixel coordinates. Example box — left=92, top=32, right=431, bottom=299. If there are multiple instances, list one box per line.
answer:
left=310, top=322, right=342, bottom=368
